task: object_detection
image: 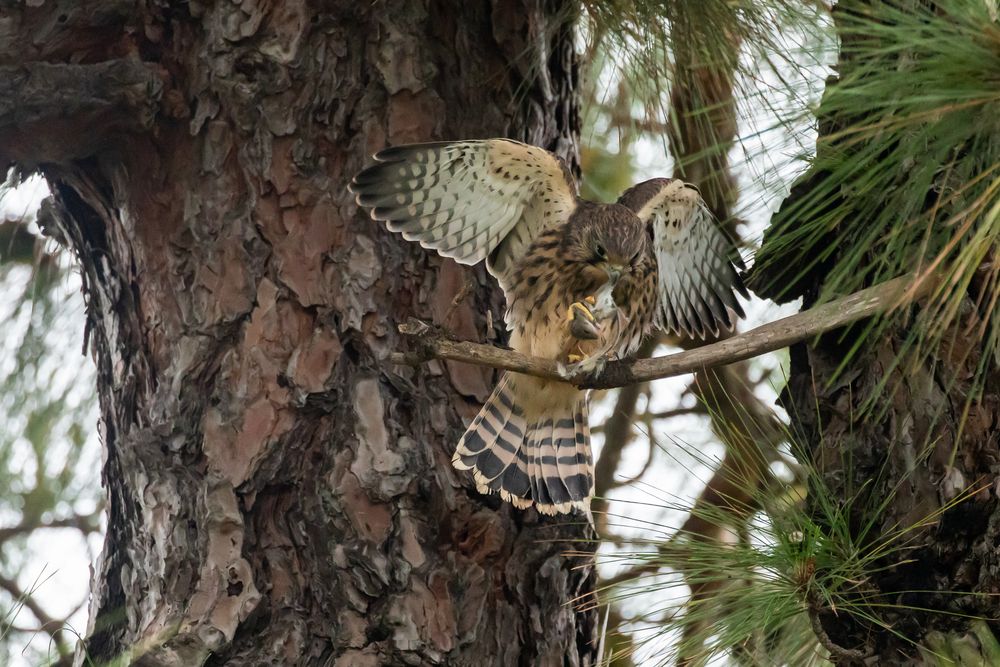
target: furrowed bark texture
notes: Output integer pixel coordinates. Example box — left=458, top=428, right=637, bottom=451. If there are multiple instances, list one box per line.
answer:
left=1, top=2, right=597, bottom=665
left=755, top=3, right=1000, bottom=663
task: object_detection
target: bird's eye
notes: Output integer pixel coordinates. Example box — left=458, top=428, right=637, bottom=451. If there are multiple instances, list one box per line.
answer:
left=594, top=243, right=607, bottom=260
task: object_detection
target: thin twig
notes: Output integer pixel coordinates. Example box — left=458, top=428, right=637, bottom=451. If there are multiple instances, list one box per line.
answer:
left=645, top=406, right=704, bottom=422
left=590, top=404, right=702, bottom=437
left=391, top=273, right=935, bottom=389
left=605, top=436, right=657, bottom=491
left=0, top=511, right=103, bottom=544
left=807, top=591, right=873, bottom=663
left=0, top=573, right=69, bottom=656
left=443, top=273, right=477, bottom=325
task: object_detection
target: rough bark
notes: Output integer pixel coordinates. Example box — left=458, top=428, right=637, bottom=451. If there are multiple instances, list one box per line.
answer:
left=754, top=3, right=1000, bottom=663
left=1, top=2, right=598, bottom=665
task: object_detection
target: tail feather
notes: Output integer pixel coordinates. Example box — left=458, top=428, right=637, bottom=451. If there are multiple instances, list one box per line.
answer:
left=553, top=417, right=585, bottom=502
left=529, top=425, right=554, bottom=509
left=537, top=419, right=575, bottom=513
left=570, top=402, right=594, bottom=499
left=453, top=375, right=514, bottom=467
left=452, top=373, right=593, bottom=514
left=497, top=447, right=531, bottom=499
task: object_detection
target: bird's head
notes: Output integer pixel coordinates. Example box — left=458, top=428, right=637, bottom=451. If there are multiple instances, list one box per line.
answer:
left=564, top=203, right=649, bottom=289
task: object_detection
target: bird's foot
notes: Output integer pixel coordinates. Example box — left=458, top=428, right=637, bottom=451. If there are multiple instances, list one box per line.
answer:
left=557, top=354, right=608, bottom=380
left=567, top=297, right=601, bottom=340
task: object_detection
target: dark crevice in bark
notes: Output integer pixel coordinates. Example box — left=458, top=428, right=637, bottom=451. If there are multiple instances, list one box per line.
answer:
left=45, top=174, right=138, bottom=660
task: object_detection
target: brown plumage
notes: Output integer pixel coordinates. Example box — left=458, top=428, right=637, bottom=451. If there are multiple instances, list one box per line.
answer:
left=350, top=139, right=747, bottom=514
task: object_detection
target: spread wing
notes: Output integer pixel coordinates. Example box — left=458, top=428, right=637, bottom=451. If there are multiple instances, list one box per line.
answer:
left=619, top=178, right=748, bottom=339
left=349, top=139, right=578, bottom=291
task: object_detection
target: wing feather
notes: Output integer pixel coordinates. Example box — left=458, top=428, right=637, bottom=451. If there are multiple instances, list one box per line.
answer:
left=619, top=178, right=748, bottom=339
left=350, top=139, right=577, bottom=291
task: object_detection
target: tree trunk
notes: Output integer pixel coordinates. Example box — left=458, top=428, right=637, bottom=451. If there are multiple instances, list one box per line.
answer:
left=0, top=2, right=598, bottom=665
left=755, top=2, right=1000, bottom=663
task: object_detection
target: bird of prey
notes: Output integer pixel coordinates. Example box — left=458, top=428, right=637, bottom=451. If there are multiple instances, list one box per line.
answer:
left=350, top=139, right=747, bottom=515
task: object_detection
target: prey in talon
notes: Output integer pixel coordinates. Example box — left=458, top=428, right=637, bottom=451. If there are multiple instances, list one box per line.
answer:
left=351, top=139, right=748, bottom=514
left=561, top=275, right=623, bottom=378
left=567, top=296, right=601, bottom=342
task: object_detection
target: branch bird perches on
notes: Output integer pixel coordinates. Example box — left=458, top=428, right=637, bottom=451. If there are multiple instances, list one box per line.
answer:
left=392, top=273, right=937, bottom=389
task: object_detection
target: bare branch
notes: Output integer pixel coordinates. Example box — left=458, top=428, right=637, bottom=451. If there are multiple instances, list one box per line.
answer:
left=392, top=273, right=936, bottom=389
left=0, top=219, right=44, bottom=264
left=0, top=511, right=103, bottom=544
left=600, top=560, right=659, bottom=590
left=807, top=592, right=872, bottom=662
left=646, top=406, right=704, bottom=422
left=591, top=405, right=700, bottom=435
left=606, top=436, right=657, bottom=491
left=0, top=573, right=70, bottom=657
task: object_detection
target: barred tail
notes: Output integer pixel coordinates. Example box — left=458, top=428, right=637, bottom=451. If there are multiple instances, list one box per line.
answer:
left=451, top=373, right=593, bottom=515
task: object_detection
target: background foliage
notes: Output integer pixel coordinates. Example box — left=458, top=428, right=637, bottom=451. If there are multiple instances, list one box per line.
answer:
left=0, top=179, right=103, bottom=666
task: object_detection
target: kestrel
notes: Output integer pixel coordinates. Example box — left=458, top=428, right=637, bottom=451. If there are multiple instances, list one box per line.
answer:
left=351, top=139, right=746, bottom=515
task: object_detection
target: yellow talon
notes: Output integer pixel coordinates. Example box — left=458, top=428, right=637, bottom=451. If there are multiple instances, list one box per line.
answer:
left=567, top=301, right=596, bottom=323
left=567, top=353, right=583, bottom=363
left=584, top=295, right=596, bottom=305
